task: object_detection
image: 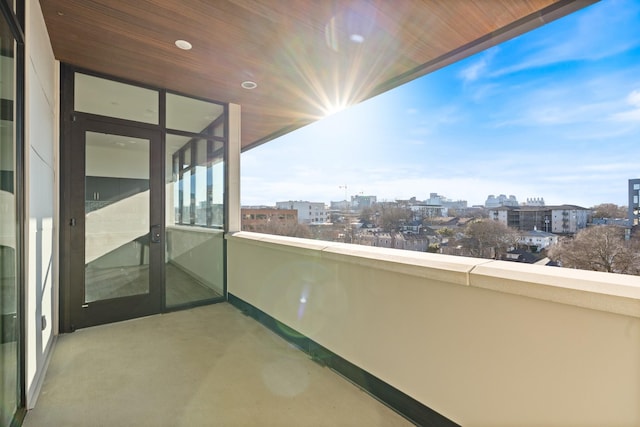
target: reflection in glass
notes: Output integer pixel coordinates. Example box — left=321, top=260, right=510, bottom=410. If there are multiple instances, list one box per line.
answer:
left=181, top=169, right=191, bottom=223
left=84, top=132, right=150, bottom=302
left=75, top=73, right=159, bottom=124
left=0, top=21, right=17, bottom=426
left=166, top=93, right=224, bottom=134
left=165, top=134, right=224, bottom=306
left=168, top=135, right=224, bottom=228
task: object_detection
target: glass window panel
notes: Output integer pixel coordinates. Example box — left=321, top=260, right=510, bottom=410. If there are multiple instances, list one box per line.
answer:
left=183, top=146, right=191, bottom=169
left=165, top=135, right=224, bottom=307
left=182, top=169, right=191, bottom=223
left=75, top=73, right=159, bottom=124
left=213, top=122, right=224, bottom=138
left=194, top=139, right=208, bottom=226
left=0, top=21, right=17, bottom=426
left=84, top=132, right=150, bottom=302
left=166, top=134, right=189, bottom=225
left=196, top=139, right=207, bottom=164
left=166, top=93, right=224, bottom=134
left=195, top=165, right=207, bottom=226
left=211, top=161, right=224, bottom=227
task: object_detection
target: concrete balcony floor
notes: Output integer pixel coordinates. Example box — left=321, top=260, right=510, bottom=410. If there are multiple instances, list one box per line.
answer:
left=23, top=303, right=411, bottom=427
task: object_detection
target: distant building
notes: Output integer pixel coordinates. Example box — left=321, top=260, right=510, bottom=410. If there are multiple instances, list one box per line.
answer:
left=485, top=194, right=519, bottom=208
left=330, top=200, right=350, bottom=210
left=400, top=220, right=423, bottom=234
left=425, top=193, right=468, bottom=210
left=489, top=205, right=589, bottom=234
left=410, top=204, right=446, bottom=219
left=275, top=200, right=328, bottom=224
left=393, top=233, right=431, bottom=252
left=351, top=195, right=377, bottom=210
left=373, top=232, right=393, bottom=248
left=241, top=208, right=298, bottom=231
left=524, top=197, right=545, bottom=206
left=591, top=218, right=631, bottom=227
left=629, top=179, right=640, bottom=227
left=517, top=229, right=558, bottom=251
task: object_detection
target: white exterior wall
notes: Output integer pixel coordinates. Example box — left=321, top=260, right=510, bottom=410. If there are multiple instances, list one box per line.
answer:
left=517, top=234, right=558, bottom=250
left=489, top=209, right=509, bottom=225
left=551, top=208, right=589, bottom=234
left=276, top=201, right=327, bottom=224
left=25, top=0, right=58, bottom=407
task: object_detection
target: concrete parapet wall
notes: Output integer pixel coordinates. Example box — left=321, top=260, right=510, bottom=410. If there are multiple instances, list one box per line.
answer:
left=227, top=231, right=640, bottom=427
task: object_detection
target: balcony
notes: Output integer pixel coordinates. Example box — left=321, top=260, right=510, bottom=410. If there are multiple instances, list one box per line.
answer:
left=11, top=1, right=631, bottom=426
left=23, top=303, right=411, bottom=427
left=24, top=232, right=640, bottom=426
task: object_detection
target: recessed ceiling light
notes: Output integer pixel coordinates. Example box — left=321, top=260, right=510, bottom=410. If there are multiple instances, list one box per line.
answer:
left=350, top=34, right=365, bottom=43
left=241, top=81, right=258, bottom=90
left=175, top=40, right=192, bottom=50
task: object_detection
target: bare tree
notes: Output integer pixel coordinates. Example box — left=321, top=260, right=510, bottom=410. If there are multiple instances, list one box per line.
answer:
left=591, top=203, right=627, bottom=219
left=359, top=207, right=374, bottom=223
left=436, top=227, right=455, bottom=238
left=548, top=225, right=640, bottom=274
left=461, top=219, right=518, bottom=259
left=379, top=206, right=412, bottom=232
left=252, top=220, right=312, bottom=239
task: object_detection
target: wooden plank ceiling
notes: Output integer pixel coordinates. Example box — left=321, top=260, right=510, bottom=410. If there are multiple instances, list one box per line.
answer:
left=39, top=0, right=590, bottom=150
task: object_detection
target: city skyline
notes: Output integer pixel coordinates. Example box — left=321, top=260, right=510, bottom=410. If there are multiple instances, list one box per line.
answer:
left=242, top=0, right=640, bottom=208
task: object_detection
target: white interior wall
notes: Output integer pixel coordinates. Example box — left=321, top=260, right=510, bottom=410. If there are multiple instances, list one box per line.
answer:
left=25, top=0, right=58, bottom=408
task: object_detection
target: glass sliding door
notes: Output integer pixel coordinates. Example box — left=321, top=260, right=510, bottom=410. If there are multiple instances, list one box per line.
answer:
left=0, top=10, right=19, bottom=426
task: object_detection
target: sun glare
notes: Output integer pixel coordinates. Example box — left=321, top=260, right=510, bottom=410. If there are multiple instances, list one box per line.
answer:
left=321, top=102, right=348, bottom=117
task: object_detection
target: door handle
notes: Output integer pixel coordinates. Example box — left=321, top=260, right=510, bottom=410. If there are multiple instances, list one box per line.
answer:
left=151, top=225, right=161, bottom=243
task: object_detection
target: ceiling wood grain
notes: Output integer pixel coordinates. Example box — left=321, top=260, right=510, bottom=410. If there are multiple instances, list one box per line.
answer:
left=39, top=0, right=594, bottom=150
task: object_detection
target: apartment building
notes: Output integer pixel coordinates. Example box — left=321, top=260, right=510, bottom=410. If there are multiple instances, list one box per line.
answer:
left=489, top=205, right=589, bottom=234
left=275, top=200, right=327, bottom=224
left=629, top=178, right=640, bottom=227
left=240, top=208, right=298, bottom=231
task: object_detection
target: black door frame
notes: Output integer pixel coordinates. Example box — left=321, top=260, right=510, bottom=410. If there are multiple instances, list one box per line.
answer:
left=59, top=64, right=229, bottom=332
left=67, top=116, right=164, bottom=329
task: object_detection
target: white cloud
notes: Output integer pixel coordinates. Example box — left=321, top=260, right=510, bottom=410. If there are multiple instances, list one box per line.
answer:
left=628, top=89, right=640, bottom=107
left=490, top=0, right=640, bottom=77
left=609, top=89, right=640, bottom=123
left=458, top=47, right=499, bottom=83
left=459, top=60, right=486, bottom=83
left=611, top=109, right=640, bottom=122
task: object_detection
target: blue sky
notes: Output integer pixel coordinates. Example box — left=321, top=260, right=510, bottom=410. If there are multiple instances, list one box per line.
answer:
left=242, top=0, right=640, bottom=208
